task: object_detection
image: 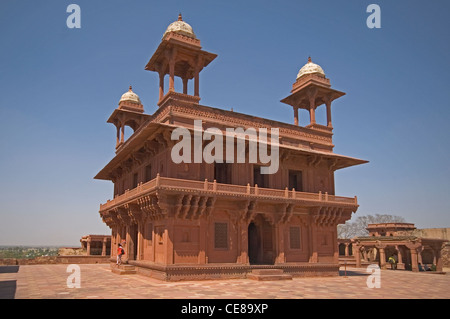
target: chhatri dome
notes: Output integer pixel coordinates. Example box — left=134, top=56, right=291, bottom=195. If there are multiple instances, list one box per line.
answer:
left=119, top=86, right=141, bottom=105
left=162, top=13, right=196, bottom=39
left=296, top=57, right=326, bottom=79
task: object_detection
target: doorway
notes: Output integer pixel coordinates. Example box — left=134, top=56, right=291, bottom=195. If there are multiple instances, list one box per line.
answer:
left=248, top=216, right=275, bottom=265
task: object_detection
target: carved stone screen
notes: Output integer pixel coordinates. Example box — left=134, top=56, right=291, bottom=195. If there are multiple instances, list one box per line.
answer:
left=290, top=226, right=301, bottom=249
left=214, top=222, right=228, bottom=249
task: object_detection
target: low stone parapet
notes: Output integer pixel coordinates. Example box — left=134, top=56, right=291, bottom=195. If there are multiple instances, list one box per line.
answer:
left=0, top=255, right=110, bottom=265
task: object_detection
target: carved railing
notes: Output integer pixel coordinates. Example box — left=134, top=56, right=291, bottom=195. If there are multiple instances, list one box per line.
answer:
left=100, top=174, right=357, bottom=212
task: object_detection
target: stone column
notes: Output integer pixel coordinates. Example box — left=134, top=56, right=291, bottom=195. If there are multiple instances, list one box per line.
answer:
left=198, top=218, right=207, bottom=264
left=417, top=246, right=424, bottom=265
left=165, top=219, right=174, bottom=265
left=182, top=77, right=188, bottom=94
left=158, top=71, right=164, bottom=101
left=410, top=248, right=419, bottom=272
left=309, top=223, right=318, bottom=263
left=116, top=125, right=120, bottom=148
left=275, top=223, right=286, bottom=264
left=293, top=107, right=299, bottom=126
left=435, top=245, right=444, bottom=272
left=309, top=103, right=316, bottom=125
left=137, top=223, right=144, bottom=261
left=354, top=244, right=361, bottom=268
left=395, top=245, right=404, bottom=270
left=125, top=225, right=132, bottom=262
left=169, top=59, right=175, bottom=92
left=326, top=100, right=332, bottom=128
left=102, top=237, right=107, bottom=256
left=378, top=247, right=386, bottom=269
left=86, top=237, right=91, bottom=256
left=307, top=87, right=317, bottom=125
left=194, top=56, right=203, bottom=97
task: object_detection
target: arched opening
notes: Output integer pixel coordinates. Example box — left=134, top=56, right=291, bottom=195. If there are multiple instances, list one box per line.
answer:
left=339, top=243, right=346, bottom=256
left=248, top=222, right=259, bottom=264
left=248, top=215, right=275, bottom=265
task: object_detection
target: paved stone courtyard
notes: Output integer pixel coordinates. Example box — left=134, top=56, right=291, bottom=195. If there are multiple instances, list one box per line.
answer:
left=0, top=264, right=449, bottom=299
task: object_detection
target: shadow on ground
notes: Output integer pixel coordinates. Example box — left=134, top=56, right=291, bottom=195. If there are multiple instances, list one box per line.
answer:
left=0, top=266, right=19, bottom=274
left=0, top=280, right=16, bottom=299
left=339, top=269, right=369, bottom=277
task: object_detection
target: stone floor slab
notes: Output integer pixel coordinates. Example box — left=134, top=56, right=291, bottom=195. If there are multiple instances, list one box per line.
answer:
left=0, top=264, right=449, bottom=299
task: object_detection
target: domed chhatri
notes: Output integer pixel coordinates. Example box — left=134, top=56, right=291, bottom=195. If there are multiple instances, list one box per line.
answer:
left=163, top=13, right=196, bottom=39
left=119, top=85, right=142, bottom=105
left=296, top=57, right=326, bottom=79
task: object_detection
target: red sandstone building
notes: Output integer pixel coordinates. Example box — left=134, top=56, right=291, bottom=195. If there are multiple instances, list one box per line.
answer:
left=94, top=15, right=367, bottom=280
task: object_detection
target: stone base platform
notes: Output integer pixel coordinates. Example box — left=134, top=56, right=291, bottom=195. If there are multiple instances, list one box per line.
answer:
left=114, top=260, right=340, bottom=281
left=111, top=264, right=137, bottom=275
left=247, top=269, right=293, bottom=281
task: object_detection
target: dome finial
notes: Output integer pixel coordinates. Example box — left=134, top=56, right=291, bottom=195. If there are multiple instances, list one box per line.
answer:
left=178, top=13, right=182, bottom=21
left=308, top=56, right=312, bottom=63
left=129, top=85, right=132, bottom=91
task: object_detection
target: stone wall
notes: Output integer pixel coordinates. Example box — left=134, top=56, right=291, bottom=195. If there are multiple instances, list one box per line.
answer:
left=412, top=228, right=450, bottom=267
left=0, top=255, right=110, bottom=266
left=58, top=247, right=86, bottom=256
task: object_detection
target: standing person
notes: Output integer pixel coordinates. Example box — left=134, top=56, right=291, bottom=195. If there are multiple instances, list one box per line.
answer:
left=117, top=244, right=125, bottom=266
left=388, top=254, right=397, bottom=270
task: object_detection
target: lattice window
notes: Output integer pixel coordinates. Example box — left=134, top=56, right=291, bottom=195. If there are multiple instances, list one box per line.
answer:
left=290, top=227, right=301, bottom=249
left=214, top=222, right=228, bottom=249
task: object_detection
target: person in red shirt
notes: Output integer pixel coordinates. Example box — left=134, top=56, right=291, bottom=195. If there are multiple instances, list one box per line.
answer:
left=116, top=243, right=125, bottom=266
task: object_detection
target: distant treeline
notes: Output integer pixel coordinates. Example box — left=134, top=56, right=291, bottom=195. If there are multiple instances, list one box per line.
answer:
left=0, top=246, right=60, bottom=259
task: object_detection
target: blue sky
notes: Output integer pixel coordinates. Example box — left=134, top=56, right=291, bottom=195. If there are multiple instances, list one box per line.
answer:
left=0, top=0, right=449, bottom=245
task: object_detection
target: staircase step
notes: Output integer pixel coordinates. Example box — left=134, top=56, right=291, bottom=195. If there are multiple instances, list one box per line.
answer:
left=248, top=269, right=292, bottom=281
left=111, top=264, right=137, bottom=275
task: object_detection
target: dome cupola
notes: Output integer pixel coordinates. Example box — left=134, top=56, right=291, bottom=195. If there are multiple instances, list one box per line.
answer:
left=296, top=57, right=325, bottom=79
left=162, top=14, right=196, bottom=39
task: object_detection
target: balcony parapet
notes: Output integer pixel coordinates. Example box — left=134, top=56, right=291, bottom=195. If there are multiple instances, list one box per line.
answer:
left=100, top=174, right=358, bottom=213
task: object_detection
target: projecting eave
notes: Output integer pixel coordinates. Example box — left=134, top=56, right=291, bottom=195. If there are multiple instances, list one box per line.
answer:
left=279, top=143, right=368, bottom=170
left=94, top=122, right=178, bottom=181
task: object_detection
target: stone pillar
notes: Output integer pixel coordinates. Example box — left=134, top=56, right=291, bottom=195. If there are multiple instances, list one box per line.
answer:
left=198, top=219, right=207, bottom=264
left=116, top=126, right=120, bottom=148
left=309, top=104, right=316, bottom=125
left=378, top=247, right=386, bottom=269
left=137, top=223, right=144, bottom=261
left=158, top=71, right=164, bottom=101
left=309, top=223, right=318, bottom=263
left=293, top=107, right=299, bottom=126
left=417, top=246, right=424, bottom=265
left=125, top=225, right=132, bottom=262
left=275, top=223, right=286, bottom=264
left=344, top=243, right=349, bottom=257
left=169, top=59, right=175, bottom=92
left=182, top=77, right=188, bottom=94
left=307, top=87, right=317, bottom=125
left=354, top=244, right=361, bottom=268
left=165, top=219, right=174, bottom=265
left=102, top=237, right=107, bottom=256
left=194, top=56, right=202, bottom=97
left=326, top=100, right=332, bottom=128
left=410, top=248, right=419, bottom=272
left=395, top=245, right=405, bottom=270
left=435, top=245, right=444, bottom=272
left=86, top=237, right=91, bottom=256
left=194, top=71, right=200, bottom=97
